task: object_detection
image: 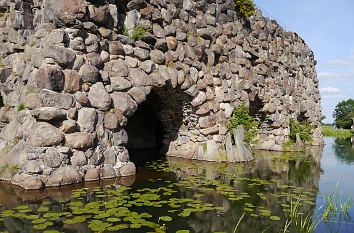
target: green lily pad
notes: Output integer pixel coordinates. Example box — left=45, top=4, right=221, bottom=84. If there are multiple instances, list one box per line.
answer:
left=270, top=216, right=281, bottom=221
left=159, top=216, right=172, bottom=221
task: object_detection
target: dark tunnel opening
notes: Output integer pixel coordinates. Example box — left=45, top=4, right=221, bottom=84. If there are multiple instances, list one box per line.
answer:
left=125, top=91, right=167, bottom=165
left=125, top=86, right=192, bottom=165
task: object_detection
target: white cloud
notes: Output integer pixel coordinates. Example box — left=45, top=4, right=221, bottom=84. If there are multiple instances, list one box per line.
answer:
left=322, top=95, right=346, bottom=99
left=320, top=87, right=340, bottom=93
left=318, top=71, right=354, bottom=80
left=325, top=53, right=354, bottom=67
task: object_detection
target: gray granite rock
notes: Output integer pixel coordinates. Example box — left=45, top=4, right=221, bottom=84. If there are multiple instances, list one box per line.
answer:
left=77, top=108, right=97, bottom=133
left=48, top=166, right=83, bottom=186
left=27, top=122, right=64, bottom=147
left=38, top=89, right=74, bottom=109
left=88, top=82, right=111, bottom=110
left=65, top=133, right=96, bottom=149
left=111, top=92, right=138, bottom=117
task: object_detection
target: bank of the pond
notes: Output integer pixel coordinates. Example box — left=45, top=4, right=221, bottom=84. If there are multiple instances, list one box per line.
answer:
left=322, top=125, right=354, bottom=137
left=0, top=137, right=351, bottom=233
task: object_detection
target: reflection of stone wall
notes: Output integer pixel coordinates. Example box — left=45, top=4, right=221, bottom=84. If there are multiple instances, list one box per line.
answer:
left=166, top=152, right=321, bottom=233
left=0, top=0, right=323, bottom=189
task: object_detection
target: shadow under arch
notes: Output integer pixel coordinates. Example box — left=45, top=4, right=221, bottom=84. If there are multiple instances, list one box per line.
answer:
left=124, top=85, right=193, bottom=165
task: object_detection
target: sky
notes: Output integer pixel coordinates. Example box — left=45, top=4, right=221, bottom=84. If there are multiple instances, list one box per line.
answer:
left=253, top=0, right=354, bottom=123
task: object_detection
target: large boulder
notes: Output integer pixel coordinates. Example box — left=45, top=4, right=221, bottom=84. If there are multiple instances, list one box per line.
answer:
left=1, top=140, right=28, bottom=168
left=64, top=70, right=82, bottom=93
left=43, top=0, right=87, bottom=26
left=36, top=64, right=65, bottom=92
left=118, top=162, right=136, bottom=177
left=43, top=45, right=76, bottom=67
left=89, top=4, right=111, bottom=27
left=27, top=122, right=64, bottom=147
left=38, top=89, right=74, bottom=109
left=87, top=82, right=111, bottom=111
left=65, top=133, right=96, bottom=149
left=20, top=176, right=44, bottom=190
left=31, top=107, right=66, bottom=121
left=71, top=150, right=87, bottom=166
left=110, top=92, right=138, bottom=117
left=77, top=108, right=97, bottom=133
left=44, top=148, right=64, bottom=168
left=47, top=166, right=83, bottom=186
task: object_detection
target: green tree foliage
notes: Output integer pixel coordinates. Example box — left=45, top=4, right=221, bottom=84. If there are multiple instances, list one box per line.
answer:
left=234, top=0, right=256, bottom=17
left=333, top=99, right=354, bottom=129
left=228, top=103, right=259, bottom=146
left=289, top=119, right=314, bottom=143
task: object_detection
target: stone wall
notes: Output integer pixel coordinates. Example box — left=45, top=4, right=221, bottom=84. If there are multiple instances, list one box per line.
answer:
left=0, top=0, right=324, bottom=189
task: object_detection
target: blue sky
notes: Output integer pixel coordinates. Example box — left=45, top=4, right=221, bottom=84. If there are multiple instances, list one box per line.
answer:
left=253, top=0, right=354, bottom=123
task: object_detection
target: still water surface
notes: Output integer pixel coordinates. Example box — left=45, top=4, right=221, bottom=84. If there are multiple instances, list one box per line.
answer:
left=0, top=137, right=352, bottom=233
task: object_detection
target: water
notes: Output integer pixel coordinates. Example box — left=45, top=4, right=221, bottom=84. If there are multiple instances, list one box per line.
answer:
left=0, top=137, right=352, bottom=233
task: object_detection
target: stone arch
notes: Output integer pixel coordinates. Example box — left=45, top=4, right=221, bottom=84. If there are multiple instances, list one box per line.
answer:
left=124, top=85, right=193, bottom=164
left=0, top=0, right=324, bottom=189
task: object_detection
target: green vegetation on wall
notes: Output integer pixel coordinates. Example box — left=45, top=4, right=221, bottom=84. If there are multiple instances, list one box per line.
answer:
left=333, top=99, right=354, bottom=129
left=0, top=8, right=6, bottom=19
left=227, top=103, right=259, bottom=146
left=17, top=103, right=25, bottom=112
left=234, top=0, right=256, bottom=17
left=288, top=118, right=315, bottom=144
left=119, top=23, right=152, bottom=41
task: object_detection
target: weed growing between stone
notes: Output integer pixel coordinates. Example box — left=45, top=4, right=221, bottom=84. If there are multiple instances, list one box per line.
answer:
left=228, top=103, right=259, bottom=146
left=119, top=22, right=152, bottom=41
left=289, top=119, right=315, bottom=144
left=17, top=103, right=25, bottom=112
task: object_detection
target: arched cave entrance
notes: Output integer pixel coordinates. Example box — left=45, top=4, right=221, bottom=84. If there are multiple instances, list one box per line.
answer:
left=125, top=86, right=192, bottom=165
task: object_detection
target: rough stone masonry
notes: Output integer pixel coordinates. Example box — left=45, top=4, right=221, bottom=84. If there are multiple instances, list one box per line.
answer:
left=0, top=0, right=324, bottom=189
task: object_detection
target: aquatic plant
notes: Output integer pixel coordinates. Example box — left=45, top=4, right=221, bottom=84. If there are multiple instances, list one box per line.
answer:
left=286, top=183, right=352, bottom=233
left=0, top=157, right=339, bottom=233
left=233, top=212, right=245, bottom=232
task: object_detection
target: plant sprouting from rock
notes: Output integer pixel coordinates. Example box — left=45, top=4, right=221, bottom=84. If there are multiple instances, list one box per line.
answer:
left=120, top=22, right=152, bottom=41
left=234, top=0, right=256, bottom=17
left=228, top=103, right=259, bottom=146
left=288, top=118, right=315, bottom=144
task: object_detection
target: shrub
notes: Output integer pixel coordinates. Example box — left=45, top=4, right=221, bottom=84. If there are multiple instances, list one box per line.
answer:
left=227, top=103, right=259, bottom=146
left=234, top=0, right=256, bottom=17
left=288, top=118, right=315, bottom=144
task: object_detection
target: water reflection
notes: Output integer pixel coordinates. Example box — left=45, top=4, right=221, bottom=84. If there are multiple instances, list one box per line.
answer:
left=166, top=147, right=323, bottom=233
left=0, top=147, right=324, bottom=233
left=333, top=137, right=354, bottom=164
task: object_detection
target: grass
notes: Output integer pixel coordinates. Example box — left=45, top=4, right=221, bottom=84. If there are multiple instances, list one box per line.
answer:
left=233, top=212, right=245, bottom=232
left=322, top=125, right=354, bottom=137
left=232, top=182, right=353, bottom=233
left=286, top=182, right=352, bottom=233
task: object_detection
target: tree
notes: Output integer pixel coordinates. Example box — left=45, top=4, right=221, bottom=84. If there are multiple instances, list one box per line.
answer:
left=333, top=99, right=354, bottom=129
